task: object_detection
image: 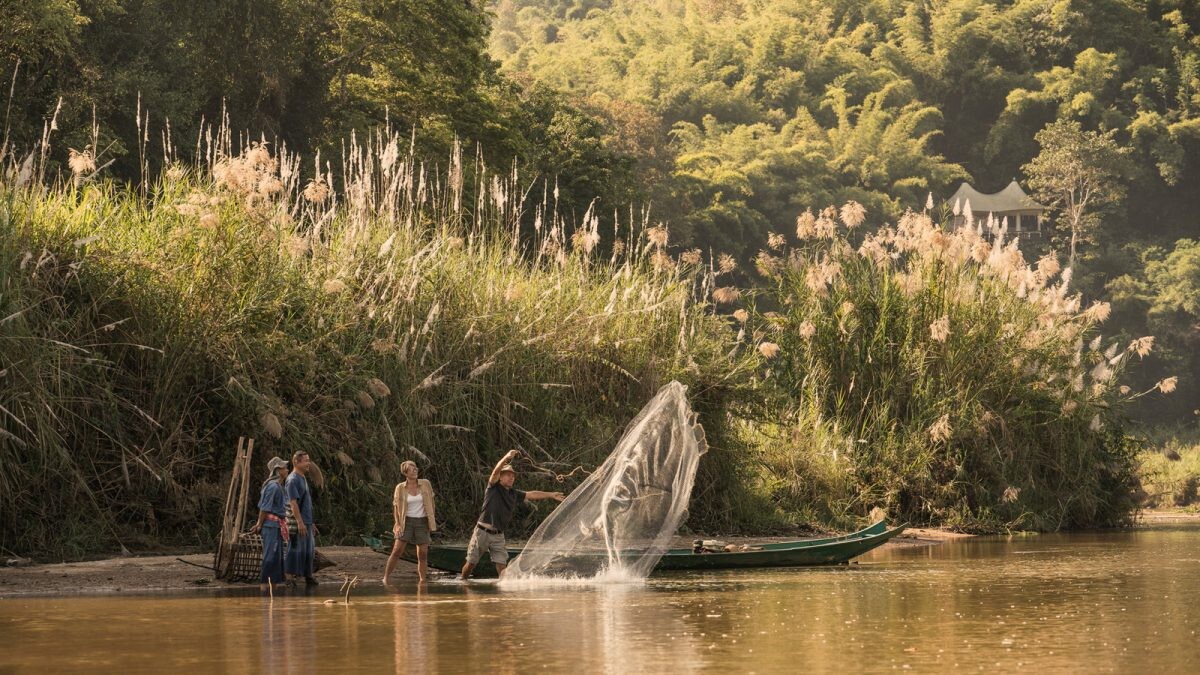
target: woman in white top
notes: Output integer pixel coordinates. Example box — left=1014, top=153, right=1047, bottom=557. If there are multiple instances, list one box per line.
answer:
left=383, top=460, right=438, bottom=583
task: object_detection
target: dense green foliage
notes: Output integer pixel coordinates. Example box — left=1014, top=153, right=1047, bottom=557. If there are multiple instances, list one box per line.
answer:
left=0, top=0, right=635, bottom=218
left=0, top=138, right=759, bottom=558
left=1108, top=238, right=1200, bottom=420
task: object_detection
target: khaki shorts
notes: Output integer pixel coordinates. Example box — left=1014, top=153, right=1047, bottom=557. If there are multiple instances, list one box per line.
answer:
left=400, top=517, right=432, bottom=546
left=465, top=527, right=508, bottom=565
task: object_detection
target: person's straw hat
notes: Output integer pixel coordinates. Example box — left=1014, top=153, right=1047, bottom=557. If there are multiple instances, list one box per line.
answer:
left=266, top=456, right=289, bottom=477
left=498, top=464, right=516, bottom=474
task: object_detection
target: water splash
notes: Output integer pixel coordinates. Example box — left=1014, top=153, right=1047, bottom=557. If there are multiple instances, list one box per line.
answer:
left=501, top=381, right=706, bottom=585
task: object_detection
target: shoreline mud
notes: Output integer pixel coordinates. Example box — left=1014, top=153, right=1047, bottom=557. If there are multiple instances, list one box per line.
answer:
left=3, top=512, right=1194, bottom=598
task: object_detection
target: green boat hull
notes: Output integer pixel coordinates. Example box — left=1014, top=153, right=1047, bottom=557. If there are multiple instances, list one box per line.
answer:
left=363, top=520, right=904, bottom=578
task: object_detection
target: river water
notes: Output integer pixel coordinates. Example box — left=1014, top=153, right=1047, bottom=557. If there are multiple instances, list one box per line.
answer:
left=2, top=524, right=1197, bottom=673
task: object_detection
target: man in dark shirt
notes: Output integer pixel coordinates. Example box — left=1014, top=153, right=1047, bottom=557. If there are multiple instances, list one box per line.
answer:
left=460, top=449, right=565, bottom=579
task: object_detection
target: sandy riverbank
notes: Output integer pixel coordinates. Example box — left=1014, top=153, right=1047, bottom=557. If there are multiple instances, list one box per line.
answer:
left=7, top=513, right=1191, bottom=598
left=0, top=529, right=953, bottom=598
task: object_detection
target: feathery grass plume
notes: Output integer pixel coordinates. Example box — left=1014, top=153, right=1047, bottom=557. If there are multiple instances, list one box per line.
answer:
left=468, top=360, right=494, bottom=378
left=286, top=236, right=310, bottom=257
left=651, top=249, right=676, bottom=271
left=680, top=248, right=702, bottom=265
left=732, top=309, right=749, bottom=323
left=646, top=224, right=668, bottom=248
left=796, top=210, right=817, bottom=239
left=1001, top=486, right=1021, bottom=503
left=1062, top=399, right=1078, bottom=414
left=717, top=253, right=737, bottom=274
left=1082, top=301, right=1111, bottom=323
left=814, top=210, right=838, bottom=238
left=713, top=286, right=741, bottom=304
left=1157, top=376, right=1178, bottom=394
left=1036, top=253, right=1061, bottom=280
left=306, top=462, right=326, bottom=489
left=797, top=320, right=816, bottom=339
left=356, top=391, right=375, bottom=410
left=337, top=451, right=355, bottom=466
left=767, top=232, right=786, bottom=250
left=366, top=378, right=391, bottom=398
left=929, top=414, right=953, bottom=443
left=755, top=251, right=782, bottom=276
left=199, top=213, right=219, bottom=229
left=323, top=279, right=347, bottom=295
left=858, top=236, right=889, bottom=267
left=758, top=342, right=780, bottom=358
left=303, top=179, right=329, bottom=203
left=839, top=201, right=866, bottom=229
left=929, top=316, right=950, bottom=343
left=1129, top=336, right=1155, bottom=358
left=1119, top=385, right=1131, bottom=395
left=67, top=147, right=96, bottom=182
left=261, top=411, right=283, bottom=439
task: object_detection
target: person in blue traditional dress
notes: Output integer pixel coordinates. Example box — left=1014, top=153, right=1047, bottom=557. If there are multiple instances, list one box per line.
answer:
left=285, top=451, right=318, bottom=586
left=250, top=456, right=290, bottom=591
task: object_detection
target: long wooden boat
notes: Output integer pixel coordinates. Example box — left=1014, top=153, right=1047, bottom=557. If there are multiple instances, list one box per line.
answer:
left=363, top=520, right=905, bottom=578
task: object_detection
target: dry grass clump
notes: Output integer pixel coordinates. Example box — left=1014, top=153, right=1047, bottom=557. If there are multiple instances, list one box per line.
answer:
left=747, top=203, right=1155, bottom=531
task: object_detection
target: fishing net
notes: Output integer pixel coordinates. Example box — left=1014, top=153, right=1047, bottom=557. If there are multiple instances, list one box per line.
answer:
left=503, top=381, right=706, bottom=581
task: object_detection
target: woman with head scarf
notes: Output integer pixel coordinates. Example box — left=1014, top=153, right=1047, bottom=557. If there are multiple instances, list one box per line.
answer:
left=251, top=456, right=291, bottom=591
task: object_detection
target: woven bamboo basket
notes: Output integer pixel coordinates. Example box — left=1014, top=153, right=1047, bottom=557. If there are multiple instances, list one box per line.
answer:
left=226, top=532, right=264, bottom=582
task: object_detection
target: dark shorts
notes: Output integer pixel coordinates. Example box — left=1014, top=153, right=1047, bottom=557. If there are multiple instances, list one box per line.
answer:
left=401, top=517, right=431, bottom=546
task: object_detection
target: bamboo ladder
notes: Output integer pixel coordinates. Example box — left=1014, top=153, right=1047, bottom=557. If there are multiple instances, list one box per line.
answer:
left=214, top=437, right=254, bottom=579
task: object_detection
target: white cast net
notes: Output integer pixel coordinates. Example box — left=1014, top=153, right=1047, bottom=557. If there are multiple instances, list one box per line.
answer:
left=503, top=381, right=707, bottom=581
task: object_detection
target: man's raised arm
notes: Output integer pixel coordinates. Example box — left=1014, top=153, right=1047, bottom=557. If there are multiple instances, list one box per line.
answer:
left=488, top=449, right=520, bottom=485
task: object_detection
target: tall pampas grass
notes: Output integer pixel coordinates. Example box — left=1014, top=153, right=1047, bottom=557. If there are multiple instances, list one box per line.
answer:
left=0, top=120, right=757, bottom=558
left=746, top=202, right=1152, bottom=532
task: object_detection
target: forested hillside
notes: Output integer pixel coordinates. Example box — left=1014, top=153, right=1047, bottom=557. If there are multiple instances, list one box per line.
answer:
left=491, top=0, right=1200, bottom=421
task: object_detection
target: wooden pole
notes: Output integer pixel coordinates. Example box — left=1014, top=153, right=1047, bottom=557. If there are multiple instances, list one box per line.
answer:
left=235, top=438, right=254, bottom=535
left=215, top=436, right=245, bottom=578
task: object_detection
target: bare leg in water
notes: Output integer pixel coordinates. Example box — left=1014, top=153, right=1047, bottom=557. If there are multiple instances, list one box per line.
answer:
left=415, top=543, right=429, bottom=581
left=460, top=561, right=506, bottom=580
left=383, top=538, right=408, bottom=584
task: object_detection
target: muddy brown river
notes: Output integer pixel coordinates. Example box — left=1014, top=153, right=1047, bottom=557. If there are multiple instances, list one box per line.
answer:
left=2, top=523, right=1197, bottom=672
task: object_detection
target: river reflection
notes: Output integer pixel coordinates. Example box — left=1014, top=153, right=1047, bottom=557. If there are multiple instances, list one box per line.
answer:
left=1, top=524, right=1198, bottom=673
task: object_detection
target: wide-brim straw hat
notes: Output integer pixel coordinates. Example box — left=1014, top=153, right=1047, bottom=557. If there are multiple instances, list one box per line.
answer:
left=266, top=456, right=289, bottom=478
left=498, top=464, right=516, bottom=474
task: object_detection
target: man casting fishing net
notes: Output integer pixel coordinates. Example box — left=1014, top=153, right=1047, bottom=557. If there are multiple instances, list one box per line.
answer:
left=459, top=449, right=566, bottom=579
